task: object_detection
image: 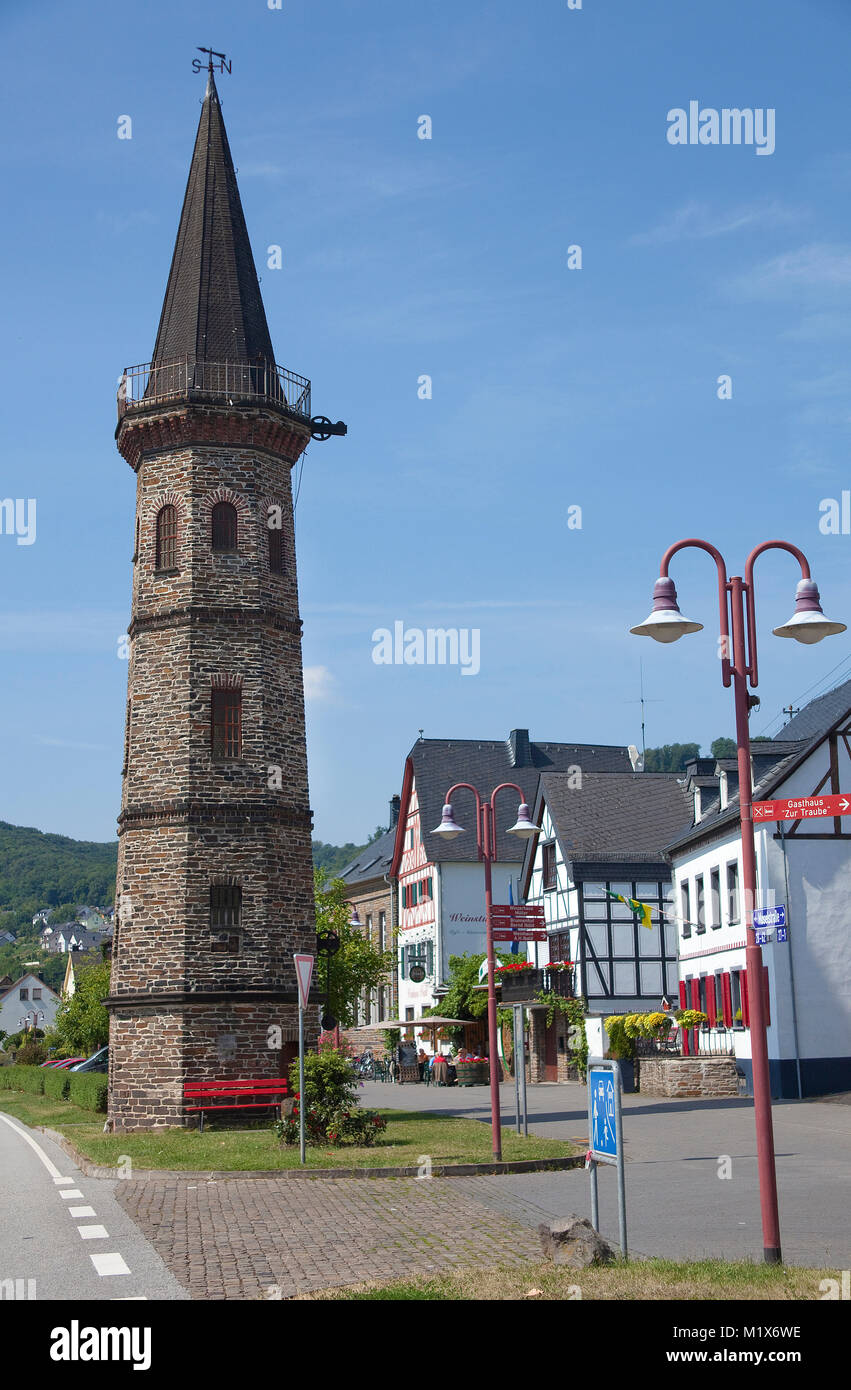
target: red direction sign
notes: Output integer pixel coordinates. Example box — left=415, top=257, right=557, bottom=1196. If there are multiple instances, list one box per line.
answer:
left=490, top=905, right=545, bottom=922
left=752, top=794, right=851, bottom=823
left=492, top=928, right=547, bottom=941
left=293, top=954, right=314, bottom=1010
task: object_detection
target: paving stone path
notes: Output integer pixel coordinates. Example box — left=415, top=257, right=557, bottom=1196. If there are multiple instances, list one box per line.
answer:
left=115, top=1175, right=544, bottom=1299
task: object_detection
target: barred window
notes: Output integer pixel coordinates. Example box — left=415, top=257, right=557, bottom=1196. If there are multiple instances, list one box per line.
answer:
left=156, top=505, right=177, bottom=569
left=212, top=502, right=237, bottom=551
left=211, top=884, right=241, bottom=929
left=268, top=525, right=284, bottom=574
left=211, top=689, right=242, bottom=758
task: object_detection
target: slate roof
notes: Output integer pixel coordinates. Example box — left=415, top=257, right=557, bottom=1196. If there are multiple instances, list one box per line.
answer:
left=149, top=70, right=276, bottom=369
left=667, top=679, right=851, bottom=854
left=773, top=678, right=851, bottom=742
left=533, top=771, right=693, bottom=870
left=339, top=826, right=398, bottom=886
left=401, top=733, right=635, bottom=867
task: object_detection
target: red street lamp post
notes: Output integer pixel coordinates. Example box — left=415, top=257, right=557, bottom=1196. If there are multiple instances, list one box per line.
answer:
left=432, top=783, right=541, bottom=1160
left=631, top=537, right=846, bottom=1264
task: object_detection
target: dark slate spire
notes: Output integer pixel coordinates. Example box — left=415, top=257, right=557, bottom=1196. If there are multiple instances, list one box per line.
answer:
left=150, top=70, right=276, bottom=368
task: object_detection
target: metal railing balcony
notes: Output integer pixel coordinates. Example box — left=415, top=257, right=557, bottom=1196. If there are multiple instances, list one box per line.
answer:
left=117, top=357, right=311, bottom=422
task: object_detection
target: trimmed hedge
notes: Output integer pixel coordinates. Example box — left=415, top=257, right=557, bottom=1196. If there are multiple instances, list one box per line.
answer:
left=0, top=1065, right=107, bottom=1114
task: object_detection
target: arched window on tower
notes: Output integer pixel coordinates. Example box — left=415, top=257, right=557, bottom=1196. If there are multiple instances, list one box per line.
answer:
left=212, top=501, right=238, bottom=552
left=268, top=524, right=284, bottom=574
left=210, top=883, right=242, bottom=953
left=211, top=687, right=242, bottom=759
left=155, top=505, right=177, bottom=570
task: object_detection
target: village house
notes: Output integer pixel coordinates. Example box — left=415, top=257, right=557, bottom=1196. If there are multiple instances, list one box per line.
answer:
left=389, top=729, right=637, bottom=1029
left=518, top=771, right=691, bottom=1080
left=668, top=680, right=851, bottom=1099
left=339, top=796, right=401, bottom=1045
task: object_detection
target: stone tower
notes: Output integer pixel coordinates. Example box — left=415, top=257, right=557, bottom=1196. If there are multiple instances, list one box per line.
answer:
left=107, top=69, right=321, bottom=1130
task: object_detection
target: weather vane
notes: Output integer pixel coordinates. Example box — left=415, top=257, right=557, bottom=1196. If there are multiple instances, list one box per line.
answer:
left=192, top=47, right=232, bottom=76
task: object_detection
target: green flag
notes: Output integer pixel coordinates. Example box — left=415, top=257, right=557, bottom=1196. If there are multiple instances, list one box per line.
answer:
left=604, top=889, right=653, bottom=930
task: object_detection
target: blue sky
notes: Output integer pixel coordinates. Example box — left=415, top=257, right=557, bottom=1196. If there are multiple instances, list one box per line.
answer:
left=2, top=0, right=851, bottom=846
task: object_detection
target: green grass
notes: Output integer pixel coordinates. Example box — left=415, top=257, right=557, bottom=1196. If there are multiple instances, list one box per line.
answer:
left=307, top=1259, right=836, bottom=1301
left=0, top=1091, right=576, bottom=1171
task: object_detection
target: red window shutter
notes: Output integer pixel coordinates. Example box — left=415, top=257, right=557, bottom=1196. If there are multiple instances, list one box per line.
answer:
left=690, top=978, right=701, bottom=1010
left=678, top=980, right=687, bottom=1009
left=741, top=969, right=750, bottom=1027
left=706, top=977, right=716, bottom=1026
left=763, top=966, right=771, bottom=1026
left=721, top=972, right=733, bottom=1027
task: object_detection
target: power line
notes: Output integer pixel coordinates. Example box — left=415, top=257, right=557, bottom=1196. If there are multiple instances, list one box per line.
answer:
left=753, top=649, right=851, bottom=737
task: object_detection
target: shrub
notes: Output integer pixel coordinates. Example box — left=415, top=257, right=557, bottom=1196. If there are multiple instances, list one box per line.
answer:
left=0, top=1064, right=45, bottom=1095
left=604, top=1016, right=636, bottom=1061
left=43, top=1068, right=72, bottom=1102
left=66, top=1072, right=108, bottom=1113
left=276, top=1042, right=384, bottom=1147
left=0, top=1064, right=106, bottom=1112
left=675, top=1009, right=709, bottom=1029
left=16, top=1042, right=48, bottom=1066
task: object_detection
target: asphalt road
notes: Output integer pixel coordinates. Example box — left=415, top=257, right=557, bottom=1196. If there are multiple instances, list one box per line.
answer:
left=0, top=1114, right=188, bottom=1301
left=360, top=1079, right=851, bottom=1267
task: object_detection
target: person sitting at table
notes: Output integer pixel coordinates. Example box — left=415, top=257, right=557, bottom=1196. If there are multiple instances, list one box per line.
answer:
left=417, top=1048, right=428, bottom=1081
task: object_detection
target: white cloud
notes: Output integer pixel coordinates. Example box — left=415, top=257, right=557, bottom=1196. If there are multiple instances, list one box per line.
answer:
left=728, top=243, right=851, bottom=300
left=304, top=665, right=335, bottom=702
left=631, top=199, right=801, bottom=247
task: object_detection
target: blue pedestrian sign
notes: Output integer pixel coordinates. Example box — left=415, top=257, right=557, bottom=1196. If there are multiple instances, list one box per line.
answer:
left=753, top=904, right=786, bottom=930
left=589, top=1067, right=618, bottom=1160
left=776, top=925, right=788, bottom=943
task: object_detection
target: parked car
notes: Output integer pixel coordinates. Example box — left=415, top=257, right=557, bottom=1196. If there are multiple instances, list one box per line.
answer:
left=40, top=1056, right=87, bottom=1069
left=70, top=1046, right=108, bottom=1073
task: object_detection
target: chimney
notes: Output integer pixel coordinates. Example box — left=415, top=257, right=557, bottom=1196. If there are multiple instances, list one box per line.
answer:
left=389, top=794, right=401, bottom=828
left=508, top=729, right=532, bottom=768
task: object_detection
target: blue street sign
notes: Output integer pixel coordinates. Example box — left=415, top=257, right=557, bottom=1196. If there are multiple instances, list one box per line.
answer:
left=753, top=904, right=786, bottom=930
left=755, top=929, right=769, bottom=946
left=589, top=1067, right=618, bottom=1160
left=776, top=925, right=788, bottom=943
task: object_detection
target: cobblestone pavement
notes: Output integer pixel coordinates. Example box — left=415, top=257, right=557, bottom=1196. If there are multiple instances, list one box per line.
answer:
left=115, top=1175, right=544, bottom=1300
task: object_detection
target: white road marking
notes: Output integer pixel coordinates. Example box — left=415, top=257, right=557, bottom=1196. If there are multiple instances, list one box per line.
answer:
left=54, top=1177, right=74, bottom=1186
left=78, top=1225, right=109, bottom=1240
left=68, top=1206, right=96, bottom=1218
left=91, top=1253, right=131, bottom=1277
left=0, top=1112, right=66, bottom=1179
left=59, top=1189, right=84, bottom=1199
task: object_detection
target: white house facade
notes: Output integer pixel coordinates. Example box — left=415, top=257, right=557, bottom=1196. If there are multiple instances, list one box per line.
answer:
left=669, top=682, right=851, bottom=1099
left=0, top=974, right=61, bottom=1036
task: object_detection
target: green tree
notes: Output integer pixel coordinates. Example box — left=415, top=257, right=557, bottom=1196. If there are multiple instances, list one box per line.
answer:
left=429, top=951, right=519, bottom=1024
left=52, top=959, right=111, bottom=1054
left=643, top=742, right=701, bottom=773
left=314, top=869, right=393, bottom=1029
left=710, top=737, right=737, bottom=759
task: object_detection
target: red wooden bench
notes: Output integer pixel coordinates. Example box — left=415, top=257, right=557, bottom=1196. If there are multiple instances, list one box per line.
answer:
left=184, top=1078, right=289, bottom=1132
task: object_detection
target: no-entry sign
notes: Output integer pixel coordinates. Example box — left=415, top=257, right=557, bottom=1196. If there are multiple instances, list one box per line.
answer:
left=753, top=794, right=851, bottom=823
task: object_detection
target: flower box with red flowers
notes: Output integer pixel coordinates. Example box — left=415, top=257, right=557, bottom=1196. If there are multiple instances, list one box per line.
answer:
left=498, top=965, right=545, bottom=1001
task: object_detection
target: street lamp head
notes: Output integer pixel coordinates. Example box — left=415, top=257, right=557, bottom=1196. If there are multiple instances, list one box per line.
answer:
left=772, top=578, right=847, bottom=645
left=506, top=802, right=541, bottom=839
left=629, top=577, right=704, bottom=644
left=349, top=904, right=362, bottom=929
left=432, top=803, right=465, bottom=838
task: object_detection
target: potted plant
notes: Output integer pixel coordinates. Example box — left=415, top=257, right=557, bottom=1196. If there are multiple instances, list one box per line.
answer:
left=604, top=1015, right=637, bottom=1092
left=455, top=1054, right=490, bottom=1086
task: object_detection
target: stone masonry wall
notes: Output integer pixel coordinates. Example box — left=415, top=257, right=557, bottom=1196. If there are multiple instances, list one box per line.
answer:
left=638, top=1056, right=740, bottom=1098
left=109, top=403, right=316, bottom=1129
